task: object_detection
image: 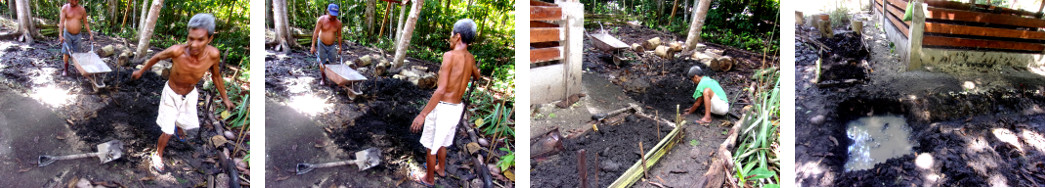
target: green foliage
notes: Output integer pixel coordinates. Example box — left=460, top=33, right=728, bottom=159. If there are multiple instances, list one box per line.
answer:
left=732, top=67, right=780, bottom=187
left=829, top=4, right=850, bottom=28
left=689, top=139, right=699, bottom=146
left=496, top=147, right=514, bottom=171
left=583, top=0, right=779, bottom=54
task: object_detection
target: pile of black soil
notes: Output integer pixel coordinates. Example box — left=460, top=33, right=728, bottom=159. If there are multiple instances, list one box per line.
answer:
left=531, top=115, right=672, bottom=187
left=817, top=32, right=870, bottom=83
left=579, top=25, right=768, bottom=119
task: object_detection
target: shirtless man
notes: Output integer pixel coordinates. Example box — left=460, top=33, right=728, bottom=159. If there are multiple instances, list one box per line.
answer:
left=409, top=19, right=483, bottom=186
left=130, top=14, right=234, bottom=171
left=310, top=3, right=343, bottom=84
left=58, top=0, right=94, bottom=76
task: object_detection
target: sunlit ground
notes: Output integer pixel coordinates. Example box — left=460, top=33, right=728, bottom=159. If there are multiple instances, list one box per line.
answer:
left=30, top=85, right=74, bottom=108
left=286, top=94, right=331, bottom=116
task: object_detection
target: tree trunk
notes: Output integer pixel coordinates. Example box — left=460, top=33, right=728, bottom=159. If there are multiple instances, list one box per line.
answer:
left=272, top=0, right=291, bottom=53
left=667, top=0, right=679, bottom=26
left=121, top=0, right=132, bottom=32
left=683, top=0, right=690, bottom=23
left=366, top=0, right=376, bottom=38
left=393, top=0, right=423, bottom=67
left=138, top=0, right=150, bottom=32
left=15, top=0, right=32, bottom=43
left=684, top=0, right=711, bottom=51
left=135, top=0, right=163, bottom=60
left=394, top=1, right=408, bottom=51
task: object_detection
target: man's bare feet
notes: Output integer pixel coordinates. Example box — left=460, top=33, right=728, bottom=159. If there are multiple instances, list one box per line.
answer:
left=411, top=170, right=434, bottom=187
left=696, top=116, right=713, bottom=125
left=436, top=165, right=446, bottom=177
left=150, top=152, right=165, bottom=172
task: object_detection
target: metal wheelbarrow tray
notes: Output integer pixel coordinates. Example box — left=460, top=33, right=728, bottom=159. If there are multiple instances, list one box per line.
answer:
left=322, top=64, right=367, bottom=99
left=587, top=32, right=630, bottom=65
left=66, top=44, right=112, bottom=91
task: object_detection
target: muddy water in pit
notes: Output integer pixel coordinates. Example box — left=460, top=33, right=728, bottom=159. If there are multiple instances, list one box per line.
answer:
left=844, top=115, right=914, bottom=171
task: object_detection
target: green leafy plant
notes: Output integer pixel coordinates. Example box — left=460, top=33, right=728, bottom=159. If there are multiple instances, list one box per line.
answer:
left=496, top=147, right=514, bottom=171
left=732, top=67, right=780, bottom=187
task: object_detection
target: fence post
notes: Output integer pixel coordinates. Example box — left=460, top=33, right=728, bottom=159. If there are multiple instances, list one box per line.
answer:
left=908, top=0, right=926, bottom=70
left=559, top=0, right=584, bottom=97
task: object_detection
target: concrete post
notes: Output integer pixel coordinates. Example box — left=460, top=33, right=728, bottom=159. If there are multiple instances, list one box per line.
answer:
left=907, top=0, right=926, bottom=70
left=559, top=0, right=584, bottom=97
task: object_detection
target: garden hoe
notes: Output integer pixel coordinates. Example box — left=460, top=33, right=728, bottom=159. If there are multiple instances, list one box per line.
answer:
left=296, top=147, right=381, bottom=174
left=38, top=140, right=123, bottom=167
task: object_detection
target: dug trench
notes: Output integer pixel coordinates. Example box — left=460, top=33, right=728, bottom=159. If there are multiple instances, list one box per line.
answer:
left=531, top=114, right=673, bottom=187
left=799, top=92, right=1045, bottom=186
left=265, top=45, right=505, bottom=187
left=0, top=39, right=245, bottom=186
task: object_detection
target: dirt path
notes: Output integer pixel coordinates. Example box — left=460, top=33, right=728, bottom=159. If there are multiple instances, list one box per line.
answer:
left=795, top=12, right=1045, bottom=186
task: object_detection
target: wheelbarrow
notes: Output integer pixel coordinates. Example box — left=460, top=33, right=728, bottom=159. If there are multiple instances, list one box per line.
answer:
left=296, top=147, right=382, bottom=174
left=64, top=40, right=112, bottom=92
left=586, top=23, right=630, bottom=66
left=316, top=53, right=367, bottom=100
left=38, top=140, right=123, bottom=167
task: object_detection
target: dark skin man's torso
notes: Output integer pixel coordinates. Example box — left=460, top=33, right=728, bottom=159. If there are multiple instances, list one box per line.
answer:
left=315, top=15, right=342, bottom=45
left=60, top=4, right=87, bottom=34
left=167, top=45, right=221, bottom=95
left=438, top=50, right=477, bottom=104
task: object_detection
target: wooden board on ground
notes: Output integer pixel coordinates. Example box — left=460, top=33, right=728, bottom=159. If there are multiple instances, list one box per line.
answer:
left=323, top=64, right=367, bottom=86
left=70, top=52, right=112, bottom=75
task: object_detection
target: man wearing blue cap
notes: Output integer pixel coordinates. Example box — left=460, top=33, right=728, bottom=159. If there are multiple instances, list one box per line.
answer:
left=311, top=3, right=344, bottom=83
left=131, top=13, right=235, bottom=172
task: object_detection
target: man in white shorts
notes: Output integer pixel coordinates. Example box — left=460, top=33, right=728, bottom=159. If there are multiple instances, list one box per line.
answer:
left=132, top=13, right=235, bottom=172
left=409, top=19, right=482, bottom=186
left=684, top=66, right=730, bottom=124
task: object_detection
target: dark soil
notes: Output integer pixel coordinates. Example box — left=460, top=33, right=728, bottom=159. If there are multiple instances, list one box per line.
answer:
left=0, top=35, right=244, bottom=186
left=265, top=43, right=502, bottom=187
left=531, top=115, right=672, bottom=187
left=581, top=24, right=772, bottom=119
left=795, top=13, right=1045, bottom=186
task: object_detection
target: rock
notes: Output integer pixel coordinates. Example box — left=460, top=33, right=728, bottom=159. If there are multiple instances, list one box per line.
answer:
left=963, top=81, right=975, bottom=90
left=810, top=115, right=826, bottom=125
left=644, top=37, right=662, bottom=50
left=470, top=179, right=483, bottom=188
left=601, top=160, right=621, bottom=172
left=224, top=131, right=235, bottom=140
left=631, top=43, right=644, bottom=51
left=99, top=45, right=115, bottom=57
left=478, top=138, right=490, bottom=147
left=235, top=157, right=248, bottom=169
left=358, top=55, right=373, bottom=66
left=693, top=43, right=707, bottom=52
left=76, top=178, right=92, bottom=188
left=216, top=173, right=230, bottom=188
left=668, top=41, right=684, bottom=52
left=654, top=45, right=673, bottom=59
left=487, top=164, right=501, bottom=174
left=689, top=148, right=701, bottom=159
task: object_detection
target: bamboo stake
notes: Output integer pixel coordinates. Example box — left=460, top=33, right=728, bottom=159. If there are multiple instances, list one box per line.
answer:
left=594, top=154, right=600, bottom=187
left=639, top=141, right=648, bottom=179
left=378, top=1, right=392, bottom=38
left=656, top=110, right=661, bottom=139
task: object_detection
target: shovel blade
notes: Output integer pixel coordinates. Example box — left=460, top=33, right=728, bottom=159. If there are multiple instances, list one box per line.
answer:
left=38, top=155, right=56, bottom=167
left=97, top=140, right=124, bottom=164
left=355, top=148, right=382, bottom=171
left=296, top=163, right=315, bottom=175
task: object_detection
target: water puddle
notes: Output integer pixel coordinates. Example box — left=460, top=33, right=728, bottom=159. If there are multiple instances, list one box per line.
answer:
left=844, top=115, right=914, bottom=171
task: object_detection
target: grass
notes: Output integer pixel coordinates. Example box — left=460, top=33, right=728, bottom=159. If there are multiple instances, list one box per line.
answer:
left=731, top=67, right=780, bottom=188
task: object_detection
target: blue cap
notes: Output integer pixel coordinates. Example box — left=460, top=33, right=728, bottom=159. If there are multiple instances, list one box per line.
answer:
left=328, top=4, right=339, bottom=16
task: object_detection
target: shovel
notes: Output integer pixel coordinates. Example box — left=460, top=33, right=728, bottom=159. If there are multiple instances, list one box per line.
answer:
left=38, top=140, right=123, bottom=167
left=296, top=147, right=381, bottom=174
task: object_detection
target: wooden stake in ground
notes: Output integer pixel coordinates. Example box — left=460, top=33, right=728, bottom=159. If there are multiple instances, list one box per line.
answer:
left=594, top=154, right=599, bottom=187
left=656, top=111, right=661, bottom=139
left=639, top=141, right=649, bottom=179
left=578, top=149, right=588, bottom=188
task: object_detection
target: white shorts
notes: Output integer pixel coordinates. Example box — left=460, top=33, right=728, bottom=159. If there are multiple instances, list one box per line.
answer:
left=156, top=82, right=200, bottom=134
left=420, top=102, right=464, bottom=154
left=710, top=97, right=729, bottom=115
